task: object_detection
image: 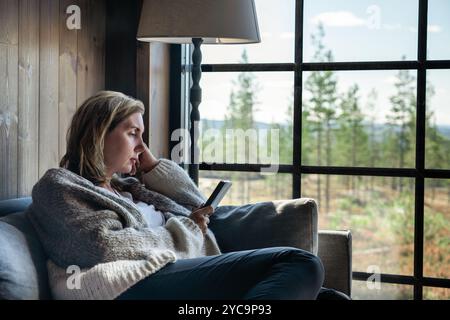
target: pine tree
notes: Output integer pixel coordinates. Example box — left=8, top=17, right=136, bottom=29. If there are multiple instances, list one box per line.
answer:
left=304, top=23, right=338, bottom=212
left=223, top=49, right=258, bottom=161
left=425, top=82, right=450, bottom=200
left=337, top=84, right=368, bottom=199
left=223, top=49, right=259, bottom=203
left=386, top=65, right=416, bottom=192
left=268, top=94, right=294, bottom=198
left=366, top=89, right=380, bottom=192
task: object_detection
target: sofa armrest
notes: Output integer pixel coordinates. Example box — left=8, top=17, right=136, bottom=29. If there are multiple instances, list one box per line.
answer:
left=318, top=230, right=352, bottom=297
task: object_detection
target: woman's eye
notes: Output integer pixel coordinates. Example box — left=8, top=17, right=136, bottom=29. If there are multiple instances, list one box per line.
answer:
left=129, top=132, right=137, bottom=136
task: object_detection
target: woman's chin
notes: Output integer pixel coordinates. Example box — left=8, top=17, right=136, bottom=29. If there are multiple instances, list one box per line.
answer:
left=119, top=165, right=133, bottom=174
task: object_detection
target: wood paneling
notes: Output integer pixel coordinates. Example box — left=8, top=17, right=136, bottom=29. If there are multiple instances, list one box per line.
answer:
left=148, top=43, right=170, bottom=159
left=1, top=0, right=171, bottom=200
left=106, top=0, right=170, bottom=161
left=39, top=0, right=60, bottom=176
left=77, top=0, right=105, bottom=104
left=136, top=40, right=170, bottom=159
left=59, top=0, right=79, bottom=161
left=0, top=0, right=19, bottom=199
left=86, top=0, right=105, bottom=98
left=18, top=0, right=40, bottom=197
left=76, top=0, right=89, bottom=106
left=0, top=0, right=18, bottom=45
left=105, top=0, right=141, bottom=97
left=0, top=0, right=106, bottom=200
left=136, top=41, right=150, bottom=145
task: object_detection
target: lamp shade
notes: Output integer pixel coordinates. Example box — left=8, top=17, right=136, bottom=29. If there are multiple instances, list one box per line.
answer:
left=137, top=0, right=260, bottom=44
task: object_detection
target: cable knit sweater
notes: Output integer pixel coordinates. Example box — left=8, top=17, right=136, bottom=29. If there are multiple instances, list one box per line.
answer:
left=26, top=159, right=221, bottom=300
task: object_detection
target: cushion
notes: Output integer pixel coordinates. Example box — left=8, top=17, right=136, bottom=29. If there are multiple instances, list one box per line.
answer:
left=0, top=197, right=32, bottom=218
left=0, top=211, right=51, bottom=300
left=210, top=198, right=318, bottom=255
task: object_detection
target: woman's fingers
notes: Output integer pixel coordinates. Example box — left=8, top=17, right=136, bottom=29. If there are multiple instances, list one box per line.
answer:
left=194, top=205, right=214, bottom=217
left=189, top=210, right=211, bottom=234
left=190, top=204, right=214, bottom=234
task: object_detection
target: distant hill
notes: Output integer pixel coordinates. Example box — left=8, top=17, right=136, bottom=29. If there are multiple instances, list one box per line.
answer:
left=201, top=119, right=272, bottom=131
left=201, top=119, right=450, bottom=140
left=438, top=125, right=450, bottom=139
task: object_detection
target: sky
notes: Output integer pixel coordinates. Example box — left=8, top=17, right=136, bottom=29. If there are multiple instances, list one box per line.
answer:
left=199, top=0, right=450, bottom=127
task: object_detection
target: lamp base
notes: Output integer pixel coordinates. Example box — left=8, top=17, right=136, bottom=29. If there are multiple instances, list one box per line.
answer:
left=189, top=38, right=203, bottom=185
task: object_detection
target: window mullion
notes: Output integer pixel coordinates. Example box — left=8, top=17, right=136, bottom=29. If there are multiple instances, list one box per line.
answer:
left=413, top=0, right=429, bottom=301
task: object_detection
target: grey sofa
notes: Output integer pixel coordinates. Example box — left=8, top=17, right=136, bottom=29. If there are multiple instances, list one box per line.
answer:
left=0, top=197, right=352, bottom=300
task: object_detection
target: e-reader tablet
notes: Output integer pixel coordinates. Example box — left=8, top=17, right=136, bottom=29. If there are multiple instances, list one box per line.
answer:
left=203, top=180, right=232, bottom=209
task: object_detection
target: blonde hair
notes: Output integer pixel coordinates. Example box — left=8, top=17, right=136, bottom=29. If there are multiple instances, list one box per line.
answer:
left=60, top=91, right=145, bottom=185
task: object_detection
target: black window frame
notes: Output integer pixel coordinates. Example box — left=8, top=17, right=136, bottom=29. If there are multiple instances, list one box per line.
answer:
left=169, top=0, right=450, bottom=299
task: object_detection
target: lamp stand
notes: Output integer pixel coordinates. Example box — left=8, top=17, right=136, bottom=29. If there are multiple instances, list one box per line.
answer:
left=189, top=37, right=203, bottom=185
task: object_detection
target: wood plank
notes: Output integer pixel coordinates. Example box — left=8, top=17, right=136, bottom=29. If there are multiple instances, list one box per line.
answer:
left=0, top=43, right=18, bottom=200
left=76, top=0, right=89, bottom=106
left=148, top=42, right=170, bottom=158
left=104, top=0, right=138, bottom=97
left=0, top=0, right=19, bottom=45
left=0, top=0, right=19, bottom=199
left=136, top=41, right=150, bottom=146
left=59, top=0, right=78, bottom=161
left=89, top=0, right=106, bottom=95
left=77, top=0, right=106, bottom=105
left=39, top=0, right=60, bottom=177
left=18, top=0, right=40, bottom=197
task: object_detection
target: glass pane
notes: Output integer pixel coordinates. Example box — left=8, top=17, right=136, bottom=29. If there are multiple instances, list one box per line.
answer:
left=427, top=0, right=450, bottom=60
left=302, top=70, right=417, bottom=168
left=202, top=0, right=295, bottom=64
left=424, top=179, right=450, bottom=279
left=200, top=72, right=293, bottom=165
left=352, top=280, right=413, bottom=300
left=302, top=175, right=414, bottom=275
left=199, top=171, right=292, bottom=206
left=426, top=70, right=450, bottom=169
left=303, top=0, right=418, bottom=62
left=423, top=287, right=450, bottom=300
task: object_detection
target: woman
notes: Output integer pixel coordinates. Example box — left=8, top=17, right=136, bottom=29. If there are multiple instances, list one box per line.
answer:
left=27, top=91, right=345, bottom=300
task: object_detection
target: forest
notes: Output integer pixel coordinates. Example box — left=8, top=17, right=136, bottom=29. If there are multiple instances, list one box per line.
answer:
left=198, top=25, right=450, bottom=299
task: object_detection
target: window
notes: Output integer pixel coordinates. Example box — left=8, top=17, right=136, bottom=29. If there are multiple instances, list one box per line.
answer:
left=170, top=0, right=450, bottom=299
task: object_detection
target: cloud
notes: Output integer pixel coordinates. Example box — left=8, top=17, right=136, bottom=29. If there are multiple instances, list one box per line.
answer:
left=382, top=24, right=402, bottom=31
left=428, top=25, right=442, bottom=33
left=310, top=11, right=366, bottom=27
left=384, top=76, right=398, bottom=84
left=409, top=25, right=442, bottom=33
left=280, top=32, right=295, bottom=39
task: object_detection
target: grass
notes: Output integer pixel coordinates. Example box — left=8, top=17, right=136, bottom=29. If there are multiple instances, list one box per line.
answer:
left=199, top=173, right=449, bottom=299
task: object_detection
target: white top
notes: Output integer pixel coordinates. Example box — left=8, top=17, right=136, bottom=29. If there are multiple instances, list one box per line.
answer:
left=120, top=191, right=166, bottom=227
left=105, top=188, right=166, bottom=227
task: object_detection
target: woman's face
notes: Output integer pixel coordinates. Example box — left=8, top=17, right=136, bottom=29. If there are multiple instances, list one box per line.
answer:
left=103, top=112, right=145, bottom=176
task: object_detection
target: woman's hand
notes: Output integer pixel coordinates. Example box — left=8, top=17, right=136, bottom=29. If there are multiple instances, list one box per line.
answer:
left=131, top=142, right=159, bottom=175
left=189, top=205, right=214, bottom=234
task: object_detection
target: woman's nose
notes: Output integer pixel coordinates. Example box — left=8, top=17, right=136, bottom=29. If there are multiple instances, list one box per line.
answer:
left=135, top=143, right=145, bottom=153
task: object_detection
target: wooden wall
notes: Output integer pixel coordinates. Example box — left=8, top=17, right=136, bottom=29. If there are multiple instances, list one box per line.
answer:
left=106, top=0, right=170, bottom=160
left=0, top=0, right=105, bottom=200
